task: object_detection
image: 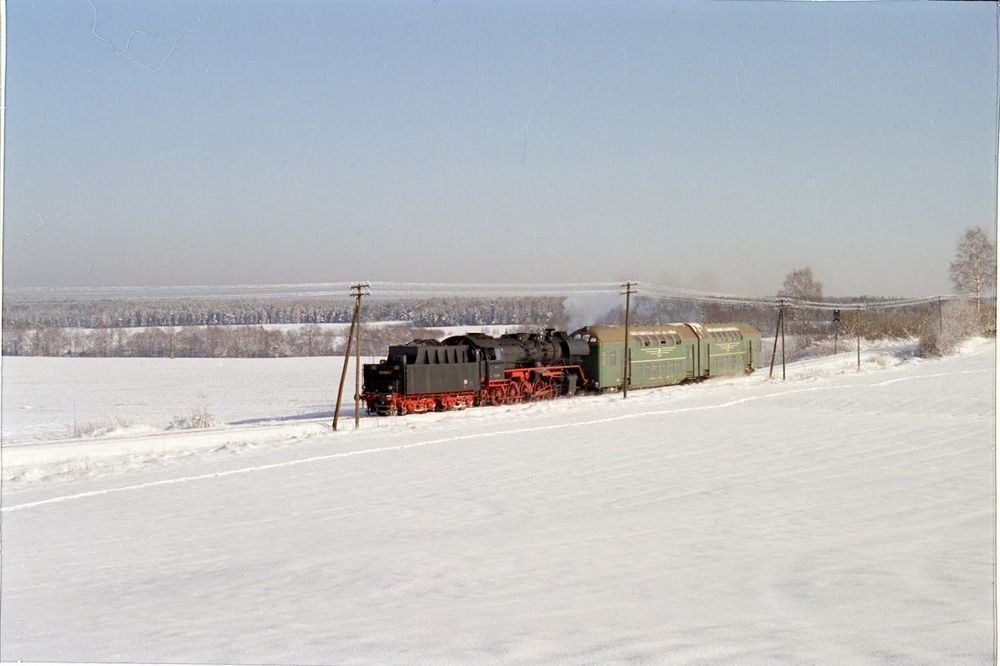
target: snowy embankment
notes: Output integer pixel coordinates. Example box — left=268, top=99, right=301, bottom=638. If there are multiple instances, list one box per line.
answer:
left=1, top=339, right=995, bottom=664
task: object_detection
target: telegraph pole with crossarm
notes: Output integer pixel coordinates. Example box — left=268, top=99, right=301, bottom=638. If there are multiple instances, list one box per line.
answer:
left=621, top=281, right=637, bottom=398
left=333, top=282, right=370, bottom=430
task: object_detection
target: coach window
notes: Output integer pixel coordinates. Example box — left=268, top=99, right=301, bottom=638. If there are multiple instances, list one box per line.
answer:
left=609, top=350, right=617, bottom=366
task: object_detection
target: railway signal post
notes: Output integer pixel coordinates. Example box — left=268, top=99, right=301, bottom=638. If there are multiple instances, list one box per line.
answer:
left=833, top=309, right=840, bottom=354
left=621, top=281, right=637, bottom=398
left=333, top=282, right=370, bottom=430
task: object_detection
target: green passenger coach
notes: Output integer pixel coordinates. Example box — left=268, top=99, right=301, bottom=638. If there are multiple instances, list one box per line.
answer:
left=570, top=323, right=761, bottom=392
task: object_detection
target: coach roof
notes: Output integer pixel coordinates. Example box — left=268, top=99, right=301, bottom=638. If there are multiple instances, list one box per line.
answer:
left=573, top=323, right=759, bottom=344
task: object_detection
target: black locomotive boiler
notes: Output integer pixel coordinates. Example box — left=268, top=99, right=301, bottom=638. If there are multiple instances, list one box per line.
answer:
left=362, top=329, right=590, bottom=415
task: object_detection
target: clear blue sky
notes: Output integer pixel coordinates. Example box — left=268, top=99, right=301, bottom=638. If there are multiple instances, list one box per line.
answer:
left=4, top=0, right=997, bottom=296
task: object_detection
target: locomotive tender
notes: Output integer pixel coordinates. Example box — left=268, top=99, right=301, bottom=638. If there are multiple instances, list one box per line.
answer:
left=362, top=323, right=760, bottom=416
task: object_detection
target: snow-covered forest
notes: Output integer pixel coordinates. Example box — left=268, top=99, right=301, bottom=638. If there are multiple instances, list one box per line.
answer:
left=2, top=296, right=567, bottom=329
left=0, top=296, right=562, bottom=357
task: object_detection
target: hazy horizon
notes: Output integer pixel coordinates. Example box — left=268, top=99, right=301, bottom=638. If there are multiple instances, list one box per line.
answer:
left=3, top=0, right=998, bottom=298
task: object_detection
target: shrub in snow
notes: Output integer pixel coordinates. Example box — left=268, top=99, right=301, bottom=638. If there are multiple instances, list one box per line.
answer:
left=168, top=408, right=217, bottom=430
left=918, top=300, right=982, bottom=357
left=73, top=417, right=133, bottom=439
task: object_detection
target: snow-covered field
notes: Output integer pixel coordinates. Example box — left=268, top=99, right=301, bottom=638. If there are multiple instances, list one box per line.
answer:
left=0, top=325, right=523, bottom=448
left=1, top=339, right=995, bottom=663
left=1, top=355, right=360, bottom=446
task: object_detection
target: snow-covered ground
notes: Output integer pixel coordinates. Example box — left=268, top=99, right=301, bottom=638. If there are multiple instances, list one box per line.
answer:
left=1, top=339, right=995, bottom=663
left=1, top=355, right=361, bottom=446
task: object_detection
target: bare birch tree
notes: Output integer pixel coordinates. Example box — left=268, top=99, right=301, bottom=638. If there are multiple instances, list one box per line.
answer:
left=776, top=267, right=825, bottom=351
left=949, top=227, right=996, bottom=313
left=778, top=267, right=823, bottom=302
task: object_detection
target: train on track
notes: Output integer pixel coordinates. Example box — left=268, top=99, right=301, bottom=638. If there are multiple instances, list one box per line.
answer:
left=362, top=323, right=761, bottom=416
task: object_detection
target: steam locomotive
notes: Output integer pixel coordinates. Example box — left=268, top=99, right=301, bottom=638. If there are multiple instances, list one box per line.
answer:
left=362, top=329, right=589, bottom=415
left=362, top=323, right=762, bottom=416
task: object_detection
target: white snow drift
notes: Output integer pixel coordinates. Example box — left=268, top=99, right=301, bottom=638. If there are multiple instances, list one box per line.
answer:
left=0, top=339, right=994, bottom=663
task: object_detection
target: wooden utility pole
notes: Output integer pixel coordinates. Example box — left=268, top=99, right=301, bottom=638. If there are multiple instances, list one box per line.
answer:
left=354, top=300, right=362, bottom=429
left=621, top=281, right=637, bottom=398
left=769, top=299, right=784, bottom=379
left=333, top=282, right=370, bottom=430
left=780, top=300, right=786, bottom=380
left=857, top=304, right=864, bottom=372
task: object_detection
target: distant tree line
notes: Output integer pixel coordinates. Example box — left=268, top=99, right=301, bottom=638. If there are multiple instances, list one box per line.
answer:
left=4, top=281, right=993, bottom=360
left=1, top=295, right=564, bottom=358
left=1, top=296, right=566, bottom=330
left=1, top=323, right=452, bottom=358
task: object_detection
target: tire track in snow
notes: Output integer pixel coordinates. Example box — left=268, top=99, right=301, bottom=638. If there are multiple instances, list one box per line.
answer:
left=3, top=367, right=990, bottom=513
left=869, top=368, right=988, bottom=386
